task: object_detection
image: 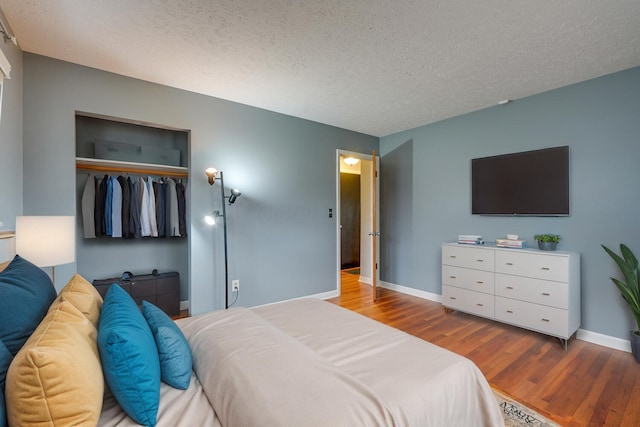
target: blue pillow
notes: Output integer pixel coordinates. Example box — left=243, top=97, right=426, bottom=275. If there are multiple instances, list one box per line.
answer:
left=98, top=285, right=160, bottom=427
left=141, top=301, right=192, bottom=390
left=0, top=255, right=55, bottom=427
left=0, top=255, right=56, bottom=355
left=0, top=341, right=9, bottom=427
left=0, top=386, right=5, bottom=427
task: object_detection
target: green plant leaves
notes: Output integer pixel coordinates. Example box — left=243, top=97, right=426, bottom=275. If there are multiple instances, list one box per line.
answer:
left=602, top=244, right=640, bottom=331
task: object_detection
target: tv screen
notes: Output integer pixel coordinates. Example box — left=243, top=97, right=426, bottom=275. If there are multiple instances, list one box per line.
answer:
left=471, top=146, right=569, bottom=216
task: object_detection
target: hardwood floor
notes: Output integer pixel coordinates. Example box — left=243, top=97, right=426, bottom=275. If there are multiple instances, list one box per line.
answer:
left=328, top=270, right=640, bottom=427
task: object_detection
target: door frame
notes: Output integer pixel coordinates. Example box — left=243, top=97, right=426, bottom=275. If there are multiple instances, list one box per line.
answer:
left=335, top=149, right=380, bottom=295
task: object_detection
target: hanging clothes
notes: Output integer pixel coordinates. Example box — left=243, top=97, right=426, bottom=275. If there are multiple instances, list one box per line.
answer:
left=117, top=176, right=131, bottom=239
left=81, top=176, right=96, bottom=238
left=130, top=176, right=142, bottom=238
left=166, top=178, right=180, bottom=237
left=139, top=176, right=151, bottom=237
left=153, top=180, right=166, bottom=238
left=111, top=176, right=123, bottom=238
left=80, top=172, right=187, bottom=240
left=96, top=175, right=108, bottom=237
left=176, top=181, right=187, bottom=237
left=147, top=177, right=158, bottom=237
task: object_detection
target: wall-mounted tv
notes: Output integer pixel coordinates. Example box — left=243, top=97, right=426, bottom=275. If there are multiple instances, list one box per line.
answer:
left=471, top=146, right=569, bottom=216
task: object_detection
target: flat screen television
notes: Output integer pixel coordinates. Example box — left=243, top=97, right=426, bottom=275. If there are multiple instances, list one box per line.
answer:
left=471, top=146, right=569, bottom=216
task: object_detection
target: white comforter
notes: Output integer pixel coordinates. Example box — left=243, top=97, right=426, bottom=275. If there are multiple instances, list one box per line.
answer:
left=100, top=298, right=504, bottom=426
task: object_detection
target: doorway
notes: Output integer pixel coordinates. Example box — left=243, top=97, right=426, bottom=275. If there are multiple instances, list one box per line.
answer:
left=335, top=150, right=378, bottom=295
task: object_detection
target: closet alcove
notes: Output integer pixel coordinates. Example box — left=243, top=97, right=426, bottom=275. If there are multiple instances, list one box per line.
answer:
left=74, top=112, right=190, bottom=305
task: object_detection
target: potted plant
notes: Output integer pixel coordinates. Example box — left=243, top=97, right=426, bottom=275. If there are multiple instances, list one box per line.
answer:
left=534, top=234, right=560, bottom=251
left=602, top=244, right=640, bottom=363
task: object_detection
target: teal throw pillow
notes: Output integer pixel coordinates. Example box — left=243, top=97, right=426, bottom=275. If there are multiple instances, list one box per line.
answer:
left=98, top=285, right=160, bottom=427
left=0, top=341, right=9, bottom=427
left=0, top=255, right=55, bottom=354
left=141, top=301, right=192, bottom=390
left=0, top=254, right=55, bottom=427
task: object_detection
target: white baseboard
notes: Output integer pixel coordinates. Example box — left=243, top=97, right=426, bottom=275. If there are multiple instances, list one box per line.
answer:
left=180, top=300, right=189, bottom=311
left=378, top=281, right=631, bottom=353
left=576, top=329, right=631, bottom=353
left=252, top=289, right=340, bottom=308
left=359, top=275, right=372, bottom=285
left=378, top=280, right=442, bottom=303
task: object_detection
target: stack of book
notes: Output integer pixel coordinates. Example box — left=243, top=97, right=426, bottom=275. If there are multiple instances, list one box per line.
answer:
left=496, top=238, right=527, bottom=249
left=458, top=235, right=484, bottom=245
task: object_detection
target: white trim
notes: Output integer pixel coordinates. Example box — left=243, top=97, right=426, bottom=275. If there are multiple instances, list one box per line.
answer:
left=251, top=289, right=339, bottom=308
left=576, top=328, right=631, bottom=353
left=335, top=149, right=377, bottom=296
left=0, top=48, right=10, bottom=79
left=378, top=280, right=443, bottom=303
left=359, top=275, right=372, bottom=285
left=180, top=300, right=190, bottom=311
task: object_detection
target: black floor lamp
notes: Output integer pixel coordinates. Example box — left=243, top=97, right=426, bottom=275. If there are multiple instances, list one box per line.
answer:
left=205, top=167, right=241, bottom=309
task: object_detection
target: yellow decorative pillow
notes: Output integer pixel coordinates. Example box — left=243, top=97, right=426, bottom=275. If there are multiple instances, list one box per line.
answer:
left=51, top=273, right=103, bottom=327
left=5, top=301, right=104, bottom=426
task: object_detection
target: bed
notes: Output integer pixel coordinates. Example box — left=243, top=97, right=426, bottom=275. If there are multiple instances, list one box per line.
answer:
left=0, top=254, right=504, bottom=427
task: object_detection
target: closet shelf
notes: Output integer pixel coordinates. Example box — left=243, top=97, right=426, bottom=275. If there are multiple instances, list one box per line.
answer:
left=75, top=157, right=189, bottom=178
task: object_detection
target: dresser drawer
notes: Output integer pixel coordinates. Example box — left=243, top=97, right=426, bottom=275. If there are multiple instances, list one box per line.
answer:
left=495, top=274, right=568, bottom=309
left=442, top=265, right=494, bottom=294
left=495, top=251, right=568, bottom=282
left=495, top=296, right=569, bottom=338
left=442, top=245, right=494, bottom=272
left=442, top=285, right=494, bottom=319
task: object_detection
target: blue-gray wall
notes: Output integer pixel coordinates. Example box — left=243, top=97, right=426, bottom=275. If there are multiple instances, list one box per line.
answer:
left=21, top=54, right=378, bottom=313
left=380, top=66, right=640, bottom=341
left=0, top=40, right=22, bottom=229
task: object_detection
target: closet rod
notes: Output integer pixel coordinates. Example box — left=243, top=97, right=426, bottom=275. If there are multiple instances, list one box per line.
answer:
left=76, top=163, right=188, bottom=178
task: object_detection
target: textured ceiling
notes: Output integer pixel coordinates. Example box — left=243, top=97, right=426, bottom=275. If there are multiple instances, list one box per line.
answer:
left=1, top=0, right=639, bottom=137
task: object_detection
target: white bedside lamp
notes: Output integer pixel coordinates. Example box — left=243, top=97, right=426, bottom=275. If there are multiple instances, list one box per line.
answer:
left=16, top=216, right=75, bottom=285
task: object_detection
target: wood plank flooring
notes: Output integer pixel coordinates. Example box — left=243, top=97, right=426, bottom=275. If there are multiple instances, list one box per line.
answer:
left=327, top=270, right=640, bottom=427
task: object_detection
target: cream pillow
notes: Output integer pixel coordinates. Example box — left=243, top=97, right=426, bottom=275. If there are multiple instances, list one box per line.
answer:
left=52, top=273, right=103, bottom=327
left=0, top=259, right=9, bottom=273
left=5, top=300, right=104, bottom=426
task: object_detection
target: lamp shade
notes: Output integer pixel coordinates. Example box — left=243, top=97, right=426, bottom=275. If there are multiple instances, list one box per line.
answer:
left=15, top=216, right=75, bottom=267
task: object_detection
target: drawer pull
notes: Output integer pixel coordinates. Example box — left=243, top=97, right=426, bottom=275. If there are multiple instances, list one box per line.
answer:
left=449, top=276, right=456, bottom=279
left=449, top=296, right=457, bottom=300
left=541, top=292, right=550, bottom=296
left=476, top=281, right=484, bottom=284
left=450, top=255, right=457, bottom=258
left=506, top=310, right=514, bottom=314
left=477, top=303, right=484, bottom=307
left=476, top=259, right=484, bottom=262
left=541, top=267, right=550, bottom=271
left=506, top=286, right=514, bottom=290
left=541, top=318, right=550, bottom=322
left=506, top=262, right=514, bottom=266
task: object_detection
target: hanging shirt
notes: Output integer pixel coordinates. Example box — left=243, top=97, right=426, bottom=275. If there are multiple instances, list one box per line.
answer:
left=139, top=176, right=151, bottom=237
left=104, top=175, right=113, bottom=236
left=166, top=178, right=180, bottom=237
left=147, top=177, right=158, bottom=237
left=96, top=175, right=108, bottom=237
left=130, top=176, right=142, bottom=238
left=118, top=176, right=131, bottom=238
left=176, top=181, right=187, bottom=237
left=153, top=181, right=166, bottom=238
left=111, top=176, right=123, bottom=238
left=81, top=176, right=96, bottom=238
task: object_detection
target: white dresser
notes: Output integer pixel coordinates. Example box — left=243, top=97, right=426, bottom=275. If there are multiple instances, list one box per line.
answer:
left=441, top=243, right=580, bottom=348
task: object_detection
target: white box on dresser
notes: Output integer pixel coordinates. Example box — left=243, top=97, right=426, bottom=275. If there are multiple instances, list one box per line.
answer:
left=442, top=243, right=580, bottom=348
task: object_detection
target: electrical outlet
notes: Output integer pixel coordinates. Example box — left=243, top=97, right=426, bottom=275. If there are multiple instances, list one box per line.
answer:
left=232, top=280, right=240, bottom=292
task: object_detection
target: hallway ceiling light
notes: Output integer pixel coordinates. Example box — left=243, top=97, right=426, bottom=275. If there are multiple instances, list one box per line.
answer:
left=343, top=157, right=360, bottom=166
